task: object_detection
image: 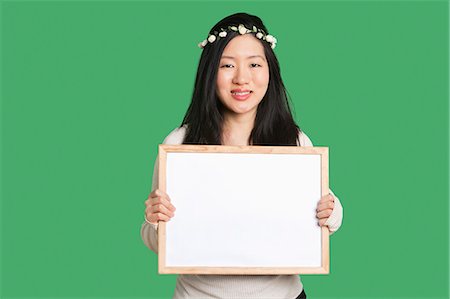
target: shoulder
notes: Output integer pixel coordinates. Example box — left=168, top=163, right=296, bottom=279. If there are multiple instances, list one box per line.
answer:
left=162, top=124, right=187, bottom=145
left=297, top=129, right=314, bottom=146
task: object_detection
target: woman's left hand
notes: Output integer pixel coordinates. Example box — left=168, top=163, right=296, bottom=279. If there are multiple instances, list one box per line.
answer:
left=316, top=194, right=335, bottom=227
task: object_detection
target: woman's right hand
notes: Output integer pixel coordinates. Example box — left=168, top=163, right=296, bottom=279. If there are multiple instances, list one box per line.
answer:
left=144, top=189, right=176, bottom=225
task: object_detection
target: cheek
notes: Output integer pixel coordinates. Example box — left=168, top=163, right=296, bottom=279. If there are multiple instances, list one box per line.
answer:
left=216, top=75, right=232, bottom=104
left=254, top=71, right=270, bottom=92
left=216, top=72, right=231, bottom=93
left=215, top=77, right=224, bottom=100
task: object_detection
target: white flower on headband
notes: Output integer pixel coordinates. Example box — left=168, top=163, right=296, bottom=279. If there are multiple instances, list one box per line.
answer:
left=238, top=24, right=249, bottom=35
left=265, top=35, right=275, bottom=43
left=208, top=35, right=216, bottom=43
left=265, top=35, right=277, bottom=49
left=198, top=24, right=277, bottom=49
left=198, top=39, right=208, bottom=48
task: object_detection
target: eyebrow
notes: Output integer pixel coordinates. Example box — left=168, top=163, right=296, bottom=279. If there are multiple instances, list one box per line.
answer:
left=221, top=55, right=266, bottom=61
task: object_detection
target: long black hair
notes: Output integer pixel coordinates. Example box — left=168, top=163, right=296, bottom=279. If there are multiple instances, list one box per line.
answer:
left=181, top=12, right=301, bottom=146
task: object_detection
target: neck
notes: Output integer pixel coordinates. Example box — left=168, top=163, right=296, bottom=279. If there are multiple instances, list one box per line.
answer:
left=221, top=111, right=256, bottom=146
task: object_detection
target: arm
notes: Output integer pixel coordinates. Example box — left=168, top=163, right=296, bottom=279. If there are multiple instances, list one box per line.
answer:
left=299, top=130, right=344, bottom=235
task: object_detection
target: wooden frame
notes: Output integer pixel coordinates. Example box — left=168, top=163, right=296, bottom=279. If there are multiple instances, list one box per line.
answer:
left=158, top=144, right=329, bottom=275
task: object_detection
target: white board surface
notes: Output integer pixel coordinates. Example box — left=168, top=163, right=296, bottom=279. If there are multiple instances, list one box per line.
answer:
left=164, top=151, right=323, bottom=268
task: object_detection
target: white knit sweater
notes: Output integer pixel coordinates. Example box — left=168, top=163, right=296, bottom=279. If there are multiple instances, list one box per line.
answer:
left=141, top=126, right=344, bottom=299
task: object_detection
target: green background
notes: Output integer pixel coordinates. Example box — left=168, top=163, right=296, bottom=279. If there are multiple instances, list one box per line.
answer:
left=1, top=1, right=448, bottom=298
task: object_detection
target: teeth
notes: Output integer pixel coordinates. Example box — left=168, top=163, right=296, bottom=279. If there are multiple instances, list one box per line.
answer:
left=232, top=91, right=251, bottom=95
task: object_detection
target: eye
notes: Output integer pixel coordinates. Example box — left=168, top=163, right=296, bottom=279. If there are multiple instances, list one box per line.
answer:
left=220, top=64, right=233, bottom=68
left=251, top=63, right=262, bottom=67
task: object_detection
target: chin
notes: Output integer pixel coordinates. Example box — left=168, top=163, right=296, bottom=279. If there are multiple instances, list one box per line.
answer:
left=229, top=106, right=258, bottom=115
left=221, top=97, right=261, bottom=116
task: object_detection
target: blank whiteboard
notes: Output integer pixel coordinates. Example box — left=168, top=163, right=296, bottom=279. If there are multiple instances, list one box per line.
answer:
left=158, top=144, right=329, bottom=275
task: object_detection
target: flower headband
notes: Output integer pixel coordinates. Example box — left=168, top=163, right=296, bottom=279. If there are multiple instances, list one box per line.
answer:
left=198, top=24, right=278, bottom=49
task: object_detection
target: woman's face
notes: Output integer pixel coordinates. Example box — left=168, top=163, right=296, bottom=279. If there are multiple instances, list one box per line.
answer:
left=216, top=34, right=270, bottom=119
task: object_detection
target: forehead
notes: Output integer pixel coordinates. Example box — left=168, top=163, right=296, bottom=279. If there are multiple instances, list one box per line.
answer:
left=221, top=34, right=265, bottom=58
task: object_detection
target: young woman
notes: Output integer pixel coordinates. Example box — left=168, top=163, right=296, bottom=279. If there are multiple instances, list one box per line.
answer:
left=141, top=12, right=343, bottom=299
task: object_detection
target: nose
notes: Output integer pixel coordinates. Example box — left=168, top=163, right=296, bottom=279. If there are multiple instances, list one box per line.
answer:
left=232, top=66, right=250, bottom=85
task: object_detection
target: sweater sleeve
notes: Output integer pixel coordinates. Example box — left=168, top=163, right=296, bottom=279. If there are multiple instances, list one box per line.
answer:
left=298, top=130, right=344, bottom=235
left=140, top=126, right=187, bottom=255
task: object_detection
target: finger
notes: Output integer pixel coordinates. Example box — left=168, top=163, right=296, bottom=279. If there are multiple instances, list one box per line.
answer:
left=150, top=189, right=172, bottom=202
left=317, top=194, right=334, bottom=205
left=144, top=198, right=152, bottom=207
left=149, top=196, right=176, bottom=211
left=318, top=218, right=328, bottom=226
left=150, top=196, right=176, bottom=212
left=149, top=189, right=158, bottom=198
left=316, top=201, right=335, bottom=212
left=144, top=213, right=158, bottom=225
left=147, top=212, right=171, bottom=223
left=147, top=204, right=175, bottom=217
left=316, top=209, right=333, bottom=219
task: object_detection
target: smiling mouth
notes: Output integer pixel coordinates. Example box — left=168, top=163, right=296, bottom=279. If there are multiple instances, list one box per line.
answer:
left=231, top=91, right=253, bottom=95
left=230, top=90, right=253, bottom=101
